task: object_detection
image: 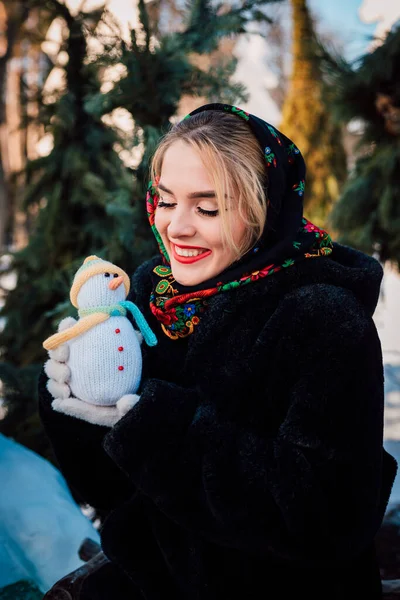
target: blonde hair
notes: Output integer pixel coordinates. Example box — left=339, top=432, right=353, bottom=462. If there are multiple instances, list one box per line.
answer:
left=150, top=110, right=267, bottom=259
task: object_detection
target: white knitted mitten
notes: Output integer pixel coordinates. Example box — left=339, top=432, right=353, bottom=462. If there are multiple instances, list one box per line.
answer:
left=51, top=393, right=140, bottom=427
left=45, top=317, right=139, bottom=427
left=44, top=317, right=76, bottom=401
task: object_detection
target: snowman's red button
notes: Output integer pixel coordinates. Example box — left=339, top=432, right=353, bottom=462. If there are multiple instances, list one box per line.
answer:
left=115, top=328, right=120, bottom=333
left=118, top=366, right=124, bottom=371
left=118, top=346, right=124, bottom=351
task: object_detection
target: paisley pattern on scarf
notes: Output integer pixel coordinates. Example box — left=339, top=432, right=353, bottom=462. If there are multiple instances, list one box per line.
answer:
left=147, top=104, right=333, bottom=340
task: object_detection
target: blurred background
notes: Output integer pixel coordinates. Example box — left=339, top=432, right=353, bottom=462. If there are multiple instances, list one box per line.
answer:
left=0, top=0, right=400, bottom=597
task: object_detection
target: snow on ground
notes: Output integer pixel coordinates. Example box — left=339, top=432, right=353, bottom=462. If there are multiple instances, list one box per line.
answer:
left=0, top=433, right=100, bottom=593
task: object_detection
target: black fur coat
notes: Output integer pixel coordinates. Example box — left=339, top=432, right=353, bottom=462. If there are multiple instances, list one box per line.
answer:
left=38, top=243, right=397, bottom=600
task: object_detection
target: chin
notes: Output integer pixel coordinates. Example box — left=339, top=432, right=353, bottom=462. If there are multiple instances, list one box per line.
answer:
left=171, top=266, right=208, bottom=287
left=173, top=274, right=204, bottom=286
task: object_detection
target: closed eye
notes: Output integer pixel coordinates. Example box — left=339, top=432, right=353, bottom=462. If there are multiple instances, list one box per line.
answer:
left=197, top=207, right=219, bottom=217
left=157, top=200, right=219, bottom=217
left=157, top=200, right=176, bottom=208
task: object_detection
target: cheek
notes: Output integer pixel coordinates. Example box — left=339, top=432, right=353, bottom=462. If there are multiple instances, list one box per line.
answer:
left=154, top=210, right=168, bottom=236
left=204, top=221, right=225, bottom=249
left=231, top=215, right=248, bottom=247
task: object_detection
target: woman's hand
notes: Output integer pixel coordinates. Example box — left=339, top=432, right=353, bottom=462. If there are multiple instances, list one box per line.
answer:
left=44, top=317, right=140, bottom=427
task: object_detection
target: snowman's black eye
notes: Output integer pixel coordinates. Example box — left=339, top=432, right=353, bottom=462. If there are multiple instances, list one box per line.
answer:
left=104, top=272, right=110, bottom=277
left=113, top=273, right=119, bottom=278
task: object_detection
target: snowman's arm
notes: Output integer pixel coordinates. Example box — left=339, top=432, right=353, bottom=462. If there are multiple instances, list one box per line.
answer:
left=134, top=329, right=143, bottom=345
left=124, top=293, right=143, bottom=345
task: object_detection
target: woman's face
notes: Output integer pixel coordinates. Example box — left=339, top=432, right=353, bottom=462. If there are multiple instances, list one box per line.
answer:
left=154, top=140, right=247, bottom=286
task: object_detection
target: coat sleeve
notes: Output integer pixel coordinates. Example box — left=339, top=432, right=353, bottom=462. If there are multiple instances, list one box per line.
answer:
left=38, top=367, right=135, bottom=512
left=103, top=285, right=397, bottom=565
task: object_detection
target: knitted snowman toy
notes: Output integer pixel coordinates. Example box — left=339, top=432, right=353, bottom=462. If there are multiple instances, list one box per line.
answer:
left=43, top=255, right=157, bottom=427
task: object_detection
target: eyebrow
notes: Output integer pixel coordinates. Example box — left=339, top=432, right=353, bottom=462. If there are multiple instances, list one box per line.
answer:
left=158, top=182, right=216, bottom=199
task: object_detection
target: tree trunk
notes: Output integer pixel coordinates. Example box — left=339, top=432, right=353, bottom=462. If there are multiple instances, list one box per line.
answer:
left=279, top=0, right=347, bottom=227
left=0, top=1, right=29, bottom=251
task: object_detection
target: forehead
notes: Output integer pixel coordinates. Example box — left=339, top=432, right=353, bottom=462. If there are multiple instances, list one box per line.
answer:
left=161, top=140, right=213, bottom=189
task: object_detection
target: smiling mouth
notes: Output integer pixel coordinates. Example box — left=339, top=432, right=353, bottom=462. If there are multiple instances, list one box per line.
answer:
left=171, top=244, right=211, bottom=263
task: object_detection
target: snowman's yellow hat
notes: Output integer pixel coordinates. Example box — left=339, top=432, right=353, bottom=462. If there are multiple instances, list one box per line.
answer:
left=70, top=255, right=130, bottom=308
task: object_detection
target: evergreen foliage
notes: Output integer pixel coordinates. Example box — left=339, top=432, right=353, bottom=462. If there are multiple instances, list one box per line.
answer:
left=321, top=25, right=400, bottom=265
left=0, top=0, right=283, bottom=458
left=0, top=0, right=135, bottom=456
left=85, top=0, right=279, bottom=261
left=279, top=0, right=347, bottom=227
left=183, top=0, right=278, bottom=53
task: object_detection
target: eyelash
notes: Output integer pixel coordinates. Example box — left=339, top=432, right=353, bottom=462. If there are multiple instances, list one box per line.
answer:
left=157, top=199, right=219, bottom=218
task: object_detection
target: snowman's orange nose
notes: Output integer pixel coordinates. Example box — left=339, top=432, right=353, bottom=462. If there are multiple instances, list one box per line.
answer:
left=109, top=275, right=124, bottom=290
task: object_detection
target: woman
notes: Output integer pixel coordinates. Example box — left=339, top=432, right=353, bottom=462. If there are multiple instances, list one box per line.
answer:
left=38, top=103, right=397, bottom=599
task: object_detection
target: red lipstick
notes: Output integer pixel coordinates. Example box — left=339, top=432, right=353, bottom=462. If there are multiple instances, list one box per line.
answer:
left=171, top=243, right=211, bottom=264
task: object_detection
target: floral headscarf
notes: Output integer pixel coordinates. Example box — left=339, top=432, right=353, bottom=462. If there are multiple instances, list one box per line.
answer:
left=147, top=103, right=333, bottom=340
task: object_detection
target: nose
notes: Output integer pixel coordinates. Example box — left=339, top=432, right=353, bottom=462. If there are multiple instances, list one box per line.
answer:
left=167, top=207, right=196, bottom=239
left=109, top=275, right=124, bottom=290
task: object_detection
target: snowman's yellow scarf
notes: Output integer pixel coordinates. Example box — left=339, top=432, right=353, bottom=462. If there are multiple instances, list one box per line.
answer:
left=43, top=302, right=157, bottom=351
left=42, top=304, right=126, bottom=351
